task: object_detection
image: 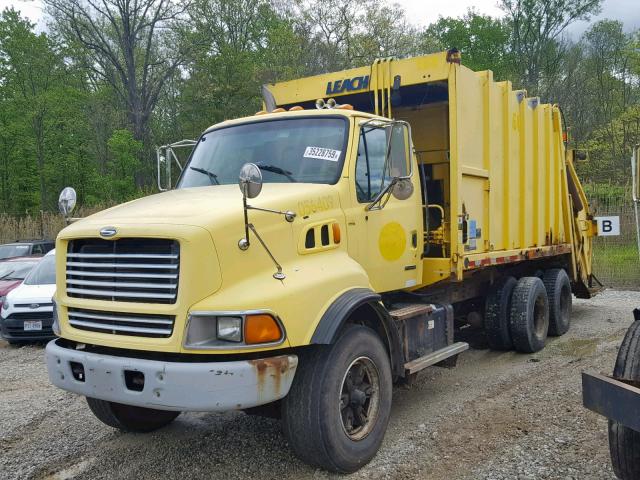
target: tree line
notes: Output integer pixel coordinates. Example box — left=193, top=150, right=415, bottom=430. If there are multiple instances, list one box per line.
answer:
left=0, top=0, right=638, bottom=215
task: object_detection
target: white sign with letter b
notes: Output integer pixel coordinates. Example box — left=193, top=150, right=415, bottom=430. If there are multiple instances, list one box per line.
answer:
left=595, top=216, right=620, bottom=236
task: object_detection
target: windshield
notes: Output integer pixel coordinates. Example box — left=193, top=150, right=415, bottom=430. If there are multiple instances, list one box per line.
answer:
left=0, top=245, right=30, bottom=260
left=177, top=117, right=348, bottom=188
left=24, top=255, right=55, bottom=285
left=0, top=260, right=37, bottom=281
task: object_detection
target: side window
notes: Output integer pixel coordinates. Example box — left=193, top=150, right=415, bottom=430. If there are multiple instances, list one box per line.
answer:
left=355, top=127, right=386, bottom=202
left=389, top=124, right=409, bottom=178
left=355, top=124, right=409, bottom=203
left=32, top=244, right=43, bottom=254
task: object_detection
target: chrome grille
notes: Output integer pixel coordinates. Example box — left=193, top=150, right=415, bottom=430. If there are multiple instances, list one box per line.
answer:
left=66, top=238, right=179, bottom=304
left=68, top=308, right=175, bottom=338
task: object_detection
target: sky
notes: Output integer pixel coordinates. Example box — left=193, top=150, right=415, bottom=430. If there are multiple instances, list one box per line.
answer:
left=1, top=0, right=639, bottom=36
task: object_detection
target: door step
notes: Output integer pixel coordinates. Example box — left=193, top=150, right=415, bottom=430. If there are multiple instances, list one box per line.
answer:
left=404, top=342, right=469, bottom=375
left=389, top=303, right=434, bottom=321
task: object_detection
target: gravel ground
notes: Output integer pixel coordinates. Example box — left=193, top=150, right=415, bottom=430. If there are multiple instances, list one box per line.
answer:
left=1, top=289, right=639, bottom=480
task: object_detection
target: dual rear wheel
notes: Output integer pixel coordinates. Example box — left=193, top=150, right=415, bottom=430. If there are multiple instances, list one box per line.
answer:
left=484, top=269, right=572, bottom=353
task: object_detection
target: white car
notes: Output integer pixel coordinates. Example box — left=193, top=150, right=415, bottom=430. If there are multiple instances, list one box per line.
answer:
left=0, top=249, right=56, bottom=344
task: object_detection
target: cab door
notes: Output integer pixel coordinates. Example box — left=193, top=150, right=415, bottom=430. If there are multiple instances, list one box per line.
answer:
left=345, top=120, right=423, bottom=293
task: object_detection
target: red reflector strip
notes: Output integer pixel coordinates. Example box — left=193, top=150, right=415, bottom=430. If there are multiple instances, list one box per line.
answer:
left=462, top=245, right=572, bottom=271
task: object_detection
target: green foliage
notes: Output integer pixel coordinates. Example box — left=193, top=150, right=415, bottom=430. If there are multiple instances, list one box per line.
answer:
left=0, top=0, right=638, bottom=217
left=583, top=183, right=630, bottom=201
left=499, top=0, right=603, bottom=95
left=424, top=10, right=514, bottom=80
left=0, top=8, right=93, bottom=214
left=106, top=130, right=142, bottom=202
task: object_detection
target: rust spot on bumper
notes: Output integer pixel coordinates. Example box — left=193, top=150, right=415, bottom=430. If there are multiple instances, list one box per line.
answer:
left=249, top=355, right=293, bottom=399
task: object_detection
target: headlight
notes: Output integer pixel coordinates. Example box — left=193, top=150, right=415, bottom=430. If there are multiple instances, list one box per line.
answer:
left=184, top=312, right=284, bottom=349
left=217, top=316, right=242, bottom=342
left=1, top=296, right=9, bottom=310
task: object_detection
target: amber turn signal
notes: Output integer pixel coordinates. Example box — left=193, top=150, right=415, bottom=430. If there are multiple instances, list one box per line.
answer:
left=244, top=314, right=282, bottom=344
left=332, top=223, right=341, bottom=244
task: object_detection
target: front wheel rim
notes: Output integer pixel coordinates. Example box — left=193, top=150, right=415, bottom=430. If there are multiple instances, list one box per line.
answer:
left=339, top=356, right=381, bottom=441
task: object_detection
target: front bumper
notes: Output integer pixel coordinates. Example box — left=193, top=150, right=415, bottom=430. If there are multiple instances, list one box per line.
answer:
left=1, top=315, right=55, bottom=341
left=45, top=339, right=298, bottom=412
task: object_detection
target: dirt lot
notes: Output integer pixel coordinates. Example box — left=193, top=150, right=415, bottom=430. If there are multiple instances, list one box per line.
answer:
left=1, top=289, right=639, bottom=480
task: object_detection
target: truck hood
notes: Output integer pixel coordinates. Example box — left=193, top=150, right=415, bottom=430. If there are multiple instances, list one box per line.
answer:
left=61, top=183, right=340, bottom=234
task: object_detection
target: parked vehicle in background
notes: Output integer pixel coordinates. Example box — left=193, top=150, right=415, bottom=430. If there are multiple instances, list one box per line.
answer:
left=0, top=250, right=56, bottom=344
left=0, top=240, right=54, bottom=260
left=0, top=256, right=42, bottom=302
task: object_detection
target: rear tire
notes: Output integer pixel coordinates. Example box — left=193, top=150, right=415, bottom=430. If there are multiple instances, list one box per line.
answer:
left=543, top=268, right=572, bottom=336
left=484, top=276, right=517, bottom=350
left=86, top=397, right=180, bottom=433
left=609, top=321, right=640, bottom=480
left=281, top=325, right=392, bottom=473
left=508, top=277, right=549, bottom=353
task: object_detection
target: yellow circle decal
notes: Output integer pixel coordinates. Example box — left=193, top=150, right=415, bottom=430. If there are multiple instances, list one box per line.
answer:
left=378, top=222, right=406, bottom=261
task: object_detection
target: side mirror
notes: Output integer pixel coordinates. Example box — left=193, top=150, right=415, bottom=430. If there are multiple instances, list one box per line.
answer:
left=58, top=187, right=77, bottom=218
left=392, top=178, right=413, bottom=200
left=237, top=162, right=294, bottom=280
left=238, top=163, right=263, bottom=199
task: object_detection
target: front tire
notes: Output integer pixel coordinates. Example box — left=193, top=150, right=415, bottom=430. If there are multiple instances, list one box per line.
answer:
left=609, top=321, right=640, bottom=479
left=281, top=325, right=392, bottom=473
left=86, top=397, right=180, bottom=433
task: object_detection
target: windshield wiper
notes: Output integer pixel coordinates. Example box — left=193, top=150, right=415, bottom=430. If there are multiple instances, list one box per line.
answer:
left=0, top=270, right=15, bottom=280
left=256, top=164, right=296, bottom=182
left=190, top=166, right=220, bottom=185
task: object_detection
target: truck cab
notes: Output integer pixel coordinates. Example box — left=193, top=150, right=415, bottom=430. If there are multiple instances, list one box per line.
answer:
left=47, top=107, right=429, bottom=470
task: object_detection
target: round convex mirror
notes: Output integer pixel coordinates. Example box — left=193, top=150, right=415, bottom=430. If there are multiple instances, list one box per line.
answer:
left=238, top=163, right=263, bottom=199
left=58, top=187, right=77, bottom=216
left=392, top=178, right=414, bottom=201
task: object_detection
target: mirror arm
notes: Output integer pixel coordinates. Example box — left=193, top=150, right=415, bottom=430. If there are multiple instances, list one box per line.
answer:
left=247, top=205, right=296, bottom=222
left=247, top=223, right=285, bottom=280
left=366, top=177, right=398, bottom=211
left=156, top=147, right=166, bottom=192
left=238, top=186, right=294, bottom=280
left=242, top=195, right=251, bottom=248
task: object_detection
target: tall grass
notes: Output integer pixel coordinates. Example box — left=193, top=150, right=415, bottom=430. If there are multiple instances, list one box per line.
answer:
left=0, top=205, right=111, bottom=244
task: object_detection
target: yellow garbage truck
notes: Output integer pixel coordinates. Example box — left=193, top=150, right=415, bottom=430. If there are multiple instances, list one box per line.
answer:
left=46, top=50, right=598, bottom=472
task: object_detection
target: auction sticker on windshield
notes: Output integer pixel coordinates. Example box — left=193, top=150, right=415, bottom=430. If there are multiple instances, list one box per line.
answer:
left=303, top=146, right=341, bottom=161
left=24, top=320, right=42, bottom=331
